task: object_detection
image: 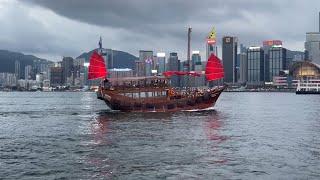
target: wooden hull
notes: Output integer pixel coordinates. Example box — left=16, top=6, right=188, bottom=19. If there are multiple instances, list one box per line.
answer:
left=97, top=87, right=225, bottom=112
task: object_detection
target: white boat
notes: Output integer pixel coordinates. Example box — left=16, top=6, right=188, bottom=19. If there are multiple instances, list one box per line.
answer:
left=296, top=79, right=320, bottom=94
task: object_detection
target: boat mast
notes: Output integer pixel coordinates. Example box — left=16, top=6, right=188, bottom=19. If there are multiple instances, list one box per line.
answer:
left=98, top=36, right=103, bottom=55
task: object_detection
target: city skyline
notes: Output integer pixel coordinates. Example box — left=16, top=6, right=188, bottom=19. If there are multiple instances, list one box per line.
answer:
left=0, top=0, right=320, bottom=61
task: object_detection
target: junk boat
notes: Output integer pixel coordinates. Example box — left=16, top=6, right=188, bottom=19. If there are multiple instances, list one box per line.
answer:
left=296, top=79, right=320, bottom=94
left=88, top=50, right=225, bottom=112
left=88, top=28, right=225, bottom=112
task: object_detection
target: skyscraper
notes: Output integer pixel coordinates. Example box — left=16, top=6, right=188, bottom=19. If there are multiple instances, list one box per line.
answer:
left=50, top=66, right=63, bottom=87
left=237, top=44, right=247, bottom=81
left=239, top=53, right=248, bottom=83
left=135, top=60, right=145, bottom=77
left=180, top=61, right=189, bottom=87
left=139, top=50, right=153, bottom=76
left=73, top=58, right=85, bottom=87
left=304, top=12, right=320, bottom=64
left=222, top=36, right=238, bottom=83
left=15, top=60, right=20, bottom=79
left=24, top=65, right=32, bottom=80
left=267, top=46, right=287, bottom=82
left=206, top=27, right=217, bottom=60
left=191, top=51, right=201, bottom=71
left=305, top=32, right=320, bottom=64
left=247, top=47, right=265, bottom=85
left=156, top=52, right=166, bottom=74
left=167, top=52, right=180, bottom=87
left=62, top=57, right=74, bottom=85
left=100, top=48, right=113, bottom=70
left=261, top=40, right=288, bottom=82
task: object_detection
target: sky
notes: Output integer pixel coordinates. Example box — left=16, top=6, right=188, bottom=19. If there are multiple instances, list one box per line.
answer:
left=0, top=0, right=319, bottom=61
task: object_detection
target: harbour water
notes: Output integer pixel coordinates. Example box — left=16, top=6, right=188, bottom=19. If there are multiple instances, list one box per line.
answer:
left=0, top=92, right=320, bottom=179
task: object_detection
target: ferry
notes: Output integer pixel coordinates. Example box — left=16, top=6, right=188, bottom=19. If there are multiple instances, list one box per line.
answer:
left=296, top=79, right=320, bottom=94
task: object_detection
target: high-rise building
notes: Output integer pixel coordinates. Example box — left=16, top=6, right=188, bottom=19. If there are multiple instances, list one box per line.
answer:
left=238, top=44, right=247, bottom=67
left=240, top=44, right=247, bottom=54
left=73, top=58, right=85, bottom=87
left=206, top=27, right=217, bottom=60
left=286, top=50, right=305, bottom=66
left=50, top=66, right=63, bottom=87
left=222, top=36, right=238, bottom=83
left=83, top=62, right=89, bottom=86
left=239, top=53, right=248, bottom=83
left=180, top=61, right=189, bottom=87
left=99, top=48, right=113, bottom=70
left=194, top=63, right=206, bottom=87
left=305, top=32, right=320, bottom=64
left=62, top=57, right=74, bottom=84
left=247, top=47, right=265, bottom=85
left=135, top=60, right=145, bottom=77
left=0, top=73, right=17, bottom=87
left=304, top=13, right=320, bottom=63
left=15, top=60, right=20, bottom=79
left=267, top=46, right=287, bottom=82
left=105, top=49, right=113, bottom=69
left=152, top=55, right=157, bottom=75
left=191, top=51, right=201, bottom=71
left=24, top=65, right=32, bottom=80
left=261, top=40, right=287, bottom=82
left=167, top=52, right=180, bottom=87
left=138, top=50, right=153, bottom=76
left=156, top=52, right=166, bottom=74
left=108, top=68, right=133, bottom=78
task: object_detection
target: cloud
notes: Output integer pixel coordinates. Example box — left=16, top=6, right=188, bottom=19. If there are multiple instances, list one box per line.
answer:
left=1, top=0, right=320, bottom=61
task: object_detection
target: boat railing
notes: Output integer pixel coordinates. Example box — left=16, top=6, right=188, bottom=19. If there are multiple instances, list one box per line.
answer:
left=297, top=79, right=320, bottom=91
left=103, top=86, right=223, bottom=102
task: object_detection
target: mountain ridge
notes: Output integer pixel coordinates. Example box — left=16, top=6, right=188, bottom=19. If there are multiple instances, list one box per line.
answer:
left=0, top=49, right=52, bottom=74
left=77, top=48, right=138, bottom=69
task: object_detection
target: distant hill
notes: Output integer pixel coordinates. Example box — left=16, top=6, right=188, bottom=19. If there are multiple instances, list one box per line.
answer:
left=0, top=49, right=52, bottom=74
left=0, top=48, right=138, bottom=74
left=77, top=49, right=138, bottom=69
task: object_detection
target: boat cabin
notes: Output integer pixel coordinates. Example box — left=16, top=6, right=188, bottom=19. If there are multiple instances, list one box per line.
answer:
left=103, top=76, right=169, bottom=90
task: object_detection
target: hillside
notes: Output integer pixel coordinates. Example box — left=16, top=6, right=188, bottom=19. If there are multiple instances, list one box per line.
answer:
left=77, top=49, right=138, bottom=69
left=0, top=50, right=52, bottom=73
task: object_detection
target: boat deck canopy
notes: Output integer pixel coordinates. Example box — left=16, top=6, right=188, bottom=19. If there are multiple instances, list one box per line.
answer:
left=107, top=76, right=168, bottom=82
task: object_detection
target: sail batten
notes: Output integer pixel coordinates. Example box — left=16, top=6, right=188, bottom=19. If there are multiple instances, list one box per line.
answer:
left=205, top=54, right=224, bottom=81
left=88, top=51, right=107, bottom=80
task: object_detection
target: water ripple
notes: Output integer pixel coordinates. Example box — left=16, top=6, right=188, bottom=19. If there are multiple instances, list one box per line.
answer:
left=0, top=92, right=320, bottom=179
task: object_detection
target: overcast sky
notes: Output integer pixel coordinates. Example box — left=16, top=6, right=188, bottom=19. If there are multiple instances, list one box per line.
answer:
left=0, top=0, right=319, bottom=61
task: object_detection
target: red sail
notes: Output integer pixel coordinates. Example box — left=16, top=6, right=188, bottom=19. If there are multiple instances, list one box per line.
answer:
left=88, top=51, right=107, bottom=80
left=205, top=54, right=224, bottom=81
